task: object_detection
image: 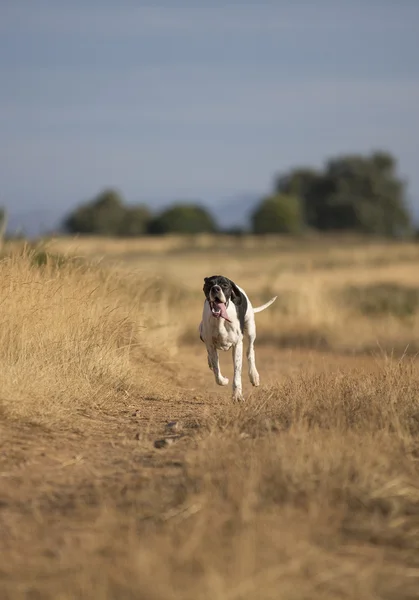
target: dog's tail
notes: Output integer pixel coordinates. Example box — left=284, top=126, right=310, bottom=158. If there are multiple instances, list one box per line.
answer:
left=253, top=296, right=277, bottom=314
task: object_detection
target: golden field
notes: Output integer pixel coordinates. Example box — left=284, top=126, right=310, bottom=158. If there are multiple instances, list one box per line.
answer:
left=1, top=235, right=419, bottom=600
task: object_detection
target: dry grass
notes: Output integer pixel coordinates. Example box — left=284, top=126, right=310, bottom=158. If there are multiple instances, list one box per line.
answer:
left=40, top=234, right=419, bottom=354
left=0, top=248, right=180, bottom=426
left=2, top=237, right=419, bottom=599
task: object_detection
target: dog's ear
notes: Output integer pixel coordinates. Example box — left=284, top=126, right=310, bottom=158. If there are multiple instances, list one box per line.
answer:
left=229, top=279, right=243, bottom=306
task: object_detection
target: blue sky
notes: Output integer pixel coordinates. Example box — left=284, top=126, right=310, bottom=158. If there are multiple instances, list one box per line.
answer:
left=1, top=1, right=419, bottom=229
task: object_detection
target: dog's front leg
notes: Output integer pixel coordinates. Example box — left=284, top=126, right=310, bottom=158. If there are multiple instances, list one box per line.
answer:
left=207, top=346, right=229, bottom=386
left=232, top=339, right=244, bottom=401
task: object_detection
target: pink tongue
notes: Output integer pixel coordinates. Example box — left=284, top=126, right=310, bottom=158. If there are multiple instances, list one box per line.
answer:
left=216, top=302, right=231, bottom=322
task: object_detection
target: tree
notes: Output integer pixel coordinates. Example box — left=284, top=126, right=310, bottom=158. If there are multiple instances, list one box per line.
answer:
left=119, top=206, right=151, bottom=236
left=147, top=203, right=217, bottom=235
left=274, top=151, right=411, bottom=237
left=275, top=168, right=321, bottom=227
left=64, top=189, right=126, bottom=235
left=251, top=194, right=303, bottom=234
left=64, top=189, right=151, bottom=236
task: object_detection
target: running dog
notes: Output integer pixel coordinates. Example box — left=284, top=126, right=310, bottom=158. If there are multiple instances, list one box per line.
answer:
left=199, top=275, right=277, bottom=401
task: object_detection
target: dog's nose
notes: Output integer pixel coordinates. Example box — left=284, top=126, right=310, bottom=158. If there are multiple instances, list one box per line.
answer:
left=212, top=285, right=221, bottom=292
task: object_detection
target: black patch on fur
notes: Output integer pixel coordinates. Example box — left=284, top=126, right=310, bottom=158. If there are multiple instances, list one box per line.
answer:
left=234, top=290, right=247, bottom=333
left=203, top=275, right=247, bottom=333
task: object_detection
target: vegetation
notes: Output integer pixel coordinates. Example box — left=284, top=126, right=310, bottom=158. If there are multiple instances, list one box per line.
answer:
left=274, top=151, right=411, bottom=236
left=342, top=282, right=419, bottom=318
left=64, top=189, right=151, bottom=236
left=61, top=150, right=413, bottom=238
left=251, top=193, right=303, bottom=234
left=64, top=191, right=216, bottom=237
left=147, top=203, right=216, bottom=234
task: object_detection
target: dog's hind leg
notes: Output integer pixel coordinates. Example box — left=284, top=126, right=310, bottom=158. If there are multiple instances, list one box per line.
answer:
left=207, top=346, right=229, bottom=386
left=246, top=322, right=260, bottom=387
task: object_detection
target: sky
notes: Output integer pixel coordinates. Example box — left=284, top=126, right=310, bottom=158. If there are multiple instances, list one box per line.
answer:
left=1, top=0, right=419, bottom=230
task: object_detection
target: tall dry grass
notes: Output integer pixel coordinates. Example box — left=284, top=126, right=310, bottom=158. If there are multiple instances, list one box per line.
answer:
left=37, top=234, right=419, bottom=355
left=0, top=248, right=180, bottom=426
left=2, top=237, right=419, bottom=424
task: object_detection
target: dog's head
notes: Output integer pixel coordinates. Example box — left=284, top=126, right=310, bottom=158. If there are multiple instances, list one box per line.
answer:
left=203, top=275, right=242, bottom=320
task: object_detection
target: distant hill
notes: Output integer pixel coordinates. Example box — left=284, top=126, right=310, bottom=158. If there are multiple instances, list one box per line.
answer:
left=214, top=194, right=258, bottom=230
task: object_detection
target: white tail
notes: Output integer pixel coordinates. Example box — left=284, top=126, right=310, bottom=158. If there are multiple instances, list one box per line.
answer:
left=253, top=296, right=277, bottom=314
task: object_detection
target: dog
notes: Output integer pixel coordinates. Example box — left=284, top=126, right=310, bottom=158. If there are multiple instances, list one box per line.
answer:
left=199, top=275, right=277, bottom=401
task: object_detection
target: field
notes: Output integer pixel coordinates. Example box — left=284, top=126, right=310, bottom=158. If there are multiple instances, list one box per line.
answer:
left=2, top=234, right=419, bottom=599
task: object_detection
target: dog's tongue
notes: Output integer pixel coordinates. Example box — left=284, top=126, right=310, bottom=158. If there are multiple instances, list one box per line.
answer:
left=216, top=302, right=231, bottom=322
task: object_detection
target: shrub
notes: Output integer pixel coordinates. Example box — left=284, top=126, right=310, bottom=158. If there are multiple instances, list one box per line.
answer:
left=147, top=203, right=217, bottom=235
left=342, top=283, right=419, bottom=318
left=251, top=194, right=303, bottom=234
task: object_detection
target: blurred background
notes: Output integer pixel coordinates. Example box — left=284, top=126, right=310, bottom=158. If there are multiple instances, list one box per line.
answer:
left=1, top=1, right=418, bottom=238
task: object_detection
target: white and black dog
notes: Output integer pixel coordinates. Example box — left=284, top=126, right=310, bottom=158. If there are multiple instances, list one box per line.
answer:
left=199, top=275, right=277, bottom=401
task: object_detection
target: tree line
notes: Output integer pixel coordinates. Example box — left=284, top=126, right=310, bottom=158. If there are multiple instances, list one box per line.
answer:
left=60, top=150, right=414, bottom=237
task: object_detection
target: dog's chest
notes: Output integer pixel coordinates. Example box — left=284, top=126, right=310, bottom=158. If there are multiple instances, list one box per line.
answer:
left=211, top=330, right=237, bottom=351
left=200, top=301, right=242, bottom=351
left=204, top=319, right=240, bottom=351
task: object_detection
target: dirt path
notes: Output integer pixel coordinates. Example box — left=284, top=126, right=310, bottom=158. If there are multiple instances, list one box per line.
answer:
left=0, top=343, right=385, bottom=599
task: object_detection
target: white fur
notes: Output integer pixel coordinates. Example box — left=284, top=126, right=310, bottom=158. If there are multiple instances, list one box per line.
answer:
left=199, top=286, right=277, bottom=401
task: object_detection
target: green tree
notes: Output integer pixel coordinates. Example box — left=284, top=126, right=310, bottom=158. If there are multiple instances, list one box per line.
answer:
left=64, top=189, right=151, bottom=236
left=251, top=194, right=303, bottom=234
left=119, top=205, right=151, bottom=236
left=275, top=168, right=321, bottom=227
left=274, top=151, right=411, bottom=237
left=147, top=203, right=217, bottom=235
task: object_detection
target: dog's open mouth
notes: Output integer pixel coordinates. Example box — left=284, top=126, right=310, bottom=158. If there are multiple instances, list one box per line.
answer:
left=210, top=300, right=231, bottom=322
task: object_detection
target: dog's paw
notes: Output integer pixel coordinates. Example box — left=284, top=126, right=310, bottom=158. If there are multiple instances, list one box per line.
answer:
left=232, top=389, right=244, bottom=402
left=249, top=370, right=260, bottom=387
left=216, top=376, right=229, bottom=386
